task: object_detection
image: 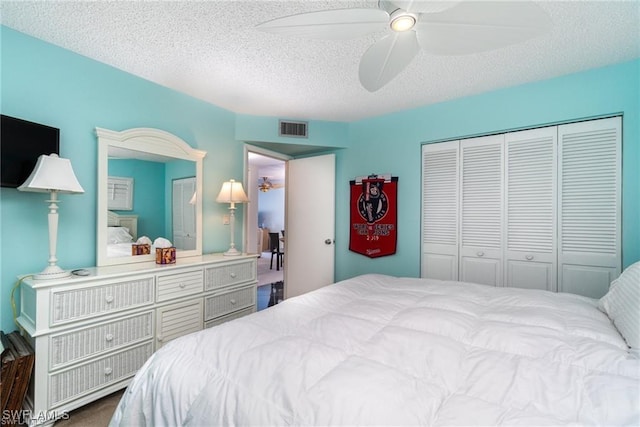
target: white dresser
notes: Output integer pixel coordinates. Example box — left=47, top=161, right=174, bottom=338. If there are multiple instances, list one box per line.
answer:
left=16, top=253, right=257, bottom=426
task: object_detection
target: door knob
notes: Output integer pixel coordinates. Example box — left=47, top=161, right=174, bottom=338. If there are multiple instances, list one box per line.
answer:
left=325, top=239, right=333, bottom=245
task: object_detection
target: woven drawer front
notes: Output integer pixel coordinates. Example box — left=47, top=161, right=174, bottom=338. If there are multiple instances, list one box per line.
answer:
left=50, top=311, right=154, bottom=370
left=156, top=299, right=203, bottom=348
left=51, top=276, right=154, bottom=325
left=205, top=306, right=255, bottom=328
left=49, top=342, right=153, bottom=407
left=156, top=269, right=203, bottom=302
left=205, top=259, right=256, bottom=291
left=204, top=285, right=255, bottom=321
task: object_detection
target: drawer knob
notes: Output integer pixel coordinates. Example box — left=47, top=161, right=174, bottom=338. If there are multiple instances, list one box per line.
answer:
left=230, top=299, right=237, bottom=305
left=157, top=336, right=164, bottom=342
left=477, top=251, right=484, bottom=257
left=104, top=367, right=112, bottom=376
left=105, top=334, right=114, bottom=342
left=179, top=283, right=186, bottom=289
left=526, top=255, right=534, bottom=261
left=105, top=296, right=114, bottom=304
left=230, top=273, right=237, bottom=278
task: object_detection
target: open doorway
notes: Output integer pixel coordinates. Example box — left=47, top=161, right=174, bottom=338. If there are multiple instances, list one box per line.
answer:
left=246, top=150, right=287, bottom=311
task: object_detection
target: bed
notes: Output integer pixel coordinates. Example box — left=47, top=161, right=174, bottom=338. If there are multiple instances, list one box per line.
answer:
left=109, top=265, right=640, bottom=426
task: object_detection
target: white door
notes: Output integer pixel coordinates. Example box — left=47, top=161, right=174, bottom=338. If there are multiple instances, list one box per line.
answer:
left=504, top=127, right=557, bottom=291
left=285, top=154, right=335, bottom=298
left=421, top=141, right=459, bottom=281
left=172, top=177, right=196, bottom=250
left=558, top=117, right=621, bottom=298
left=459, top=135, right=504, bottom=286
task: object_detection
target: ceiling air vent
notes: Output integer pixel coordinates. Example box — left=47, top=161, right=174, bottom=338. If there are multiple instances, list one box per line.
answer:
left=279, top=120, right=308, bottom=138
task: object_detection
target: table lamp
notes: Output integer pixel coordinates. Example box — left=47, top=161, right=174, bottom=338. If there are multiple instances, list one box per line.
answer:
left=18, top=154, right=84, bottom=279
left=216, top=179, right=249, bottom=256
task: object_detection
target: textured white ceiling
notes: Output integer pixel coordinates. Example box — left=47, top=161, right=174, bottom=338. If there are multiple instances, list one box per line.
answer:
left=1, top=1, right=638, bottom=122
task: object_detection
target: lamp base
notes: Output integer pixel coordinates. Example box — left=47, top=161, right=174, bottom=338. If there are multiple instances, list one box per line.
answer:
left=223, top=247, right=242, bottom=256
left=34, top=265, right=72, bottom=280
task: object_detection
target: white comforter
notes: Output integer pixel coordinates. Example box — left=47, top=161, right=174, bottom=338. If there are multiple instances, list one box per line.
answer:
left=110, top=274, right=640, bottom=426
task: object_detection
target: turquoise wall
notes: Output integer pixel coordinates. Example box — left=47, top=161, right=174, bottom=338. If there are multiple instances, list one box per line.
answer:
left=0, top=27, right=241, bottom=332
left=0, top=27, right=344, bottom=333
left=336, top=59, right=639, bottom=281
left=1, top=25, right=638, bottom=333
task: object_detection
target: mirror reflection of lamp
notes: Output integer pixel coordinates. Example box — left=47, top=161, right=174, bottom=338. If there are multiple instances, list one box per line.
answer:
left=18, top=154, right=84, bottom=279
left=215, top=179, right=249, bottom=256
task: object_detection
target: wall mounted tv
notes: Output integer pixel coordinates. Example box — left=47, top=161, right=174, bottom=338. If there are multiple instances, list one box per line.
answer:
left=1, top=115, right=60, bottom=188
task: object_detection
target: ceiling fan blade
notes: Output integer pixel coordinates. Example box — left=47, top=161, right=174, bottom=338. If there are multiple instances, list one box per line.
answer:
left=359, top=31, right=420, bottom=92
left=387, top=0, right=460, bottom=14
left=256, top=8, right=389, bottom=40
left=415, top=1, right=552, bottom=55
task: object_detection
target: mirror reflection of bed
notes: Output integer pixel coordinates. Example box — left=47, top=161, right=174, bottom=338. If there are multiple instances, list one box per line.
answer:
left=106, top=211, right=139, bottom=257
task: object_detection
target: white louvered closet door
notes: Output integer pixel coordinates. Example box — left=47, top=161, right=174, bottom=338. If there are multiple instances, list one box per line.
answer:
left=504, top=127, right=557, bottom=291
left=558, top=117, right=621, bottom=298
left=421, top=141, right=459, bottom=280
left=460, top=135, right=504, bottom=286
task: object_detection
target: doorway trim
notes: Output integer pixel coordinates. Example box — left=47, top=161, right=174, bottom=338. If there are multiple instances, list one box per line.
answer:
left=243, top=144, right=292, bottom=257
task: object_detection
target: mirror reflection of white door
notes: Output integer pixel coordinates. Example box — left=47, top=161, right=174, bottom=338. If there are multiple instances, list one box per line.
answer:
left=285, top=154, right=335, bottom=298
left=173, top=177, right=196, bottom=250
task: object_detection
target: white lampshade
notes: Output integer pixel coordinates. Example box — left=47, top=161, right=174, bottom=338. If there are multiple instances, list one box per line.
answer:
left=18, top=154, right=85, bottom=194
left=215, top=179, right=248, bottom=204
left=18, top=153, right=84, bottom=280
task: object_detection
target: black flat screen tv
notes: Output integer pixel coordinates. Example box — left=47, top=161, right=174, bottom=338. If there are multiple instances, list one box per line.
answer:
left=1, top=114, right=60, bottom=188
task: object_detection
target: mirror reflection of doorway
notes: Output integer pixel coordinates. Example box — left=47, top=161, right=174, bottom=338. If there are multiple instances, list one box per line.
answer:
left=172, top=176, right=196, bottom=250
left=247, top=151, right=286, bottom=311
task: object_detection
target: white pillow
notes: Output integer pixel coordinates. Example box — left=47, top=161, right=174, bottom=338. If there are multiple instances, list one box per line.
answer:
left=107, top=226, right=133, bottom=244
left=599, top=261, right=640, bottom=350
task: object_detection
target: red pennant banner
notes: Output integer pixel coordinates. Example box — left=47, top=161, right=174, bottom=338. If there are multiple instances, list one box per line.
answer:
left=349, top=176, right=398, bottom=258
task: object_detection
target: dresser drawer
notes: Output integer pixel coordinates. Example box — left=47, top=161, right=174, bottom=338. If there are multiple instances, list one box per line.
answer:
left=51, top=276, right=155, bottom=326
left=204, top=259, right=256, bottom=291
left=50, top=311, right=154, bottom=370
left=156, top=299, right=203, bottom=349
left=204, top=306, right=255, bottom=329
left=204, top=284, right=256, bottom=321
left=48, top=342, right=153, bottom=407
left=156, top=269, right=203, bottom=302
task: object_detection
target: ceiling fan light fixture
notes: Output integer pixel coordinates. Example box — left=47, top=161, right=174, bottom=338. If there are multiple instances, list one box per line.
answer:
left=390, top=13, right=416, bottom=32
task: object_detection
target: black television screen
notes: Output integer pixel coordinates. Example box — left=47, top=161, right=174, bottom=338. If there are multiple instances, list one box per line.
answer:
left=1, top=115, right=60, bottom=188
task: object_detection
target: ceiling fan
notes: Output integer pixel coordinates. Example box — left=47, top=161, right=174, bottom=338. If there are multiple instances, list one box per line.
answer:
left=256, top=1, right=552, bottom=92
left=259, top=177, right=284, bottom=192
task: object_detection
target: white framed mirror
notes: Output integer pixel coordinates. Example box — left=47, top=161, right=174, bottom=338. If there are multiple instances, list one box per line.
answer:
left=96, top=127, right=206, bottom=267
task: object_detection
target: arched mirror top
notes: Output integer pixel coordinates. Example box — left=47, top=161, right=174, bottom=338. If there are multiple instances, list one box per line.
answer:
left=96, top=127, right=206, bottom=267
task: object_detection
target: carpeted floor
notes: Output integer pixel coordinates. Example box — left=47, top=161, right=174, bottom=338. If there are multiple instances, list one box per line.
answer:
left=53, top=390, right=123, bottom=426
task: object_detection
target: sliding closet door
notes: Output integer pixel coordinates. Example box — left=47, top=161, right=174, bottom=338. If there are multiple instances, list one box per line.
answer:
left=459, top=135, right=503, bottom=286
left=504, top=127, right=557, bottom=291
left=558, top=117, right=621, bottom=298
left=421, top=141, right=459, bottom=280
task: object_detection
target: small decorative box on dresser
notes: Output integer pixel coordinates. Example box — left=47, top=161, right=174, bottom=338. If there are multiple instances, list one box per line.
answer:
left=16, top=253, right=257, bottom=426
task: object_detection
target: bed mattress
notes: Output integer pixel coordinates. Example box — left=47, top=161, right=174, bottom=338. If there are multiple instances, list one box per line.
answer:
left=110, top=274, right=640, bottom=426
